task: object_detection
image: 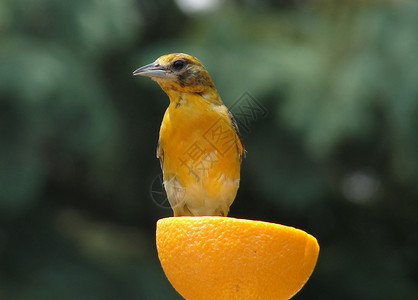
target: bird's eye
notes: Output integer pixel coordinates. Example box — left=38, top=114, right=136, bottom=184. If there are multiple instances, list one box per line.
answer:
left=173, top=60, right=185, bottom=70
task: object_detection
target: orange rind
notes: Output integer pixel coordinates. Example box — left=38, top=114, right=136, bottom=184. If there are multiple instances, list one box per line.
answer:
left=156, top=217, right=319, bottom=300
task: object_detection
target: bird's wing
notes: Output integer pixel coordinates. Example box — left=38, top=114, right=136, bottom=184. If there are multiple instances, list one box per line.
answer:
left=156, top=142, right=164, bottom=169
left=228, top=111, right=246, bottom=161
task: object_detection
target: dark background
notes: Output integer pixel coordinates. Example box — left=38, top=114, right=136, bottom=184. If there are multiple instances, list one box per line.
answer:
left=1, top=0, right=417, bottom=299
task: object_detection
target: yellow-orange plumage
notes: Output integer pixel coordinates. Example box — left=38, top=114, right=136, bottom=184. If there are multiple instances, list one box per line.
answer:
left=134, top=53, right=244, bottom=216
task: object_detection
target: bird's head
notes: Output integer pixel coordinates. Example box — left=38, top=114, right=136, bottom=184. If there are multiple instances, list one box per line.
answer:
left=133, top=53, right=217, bottom=95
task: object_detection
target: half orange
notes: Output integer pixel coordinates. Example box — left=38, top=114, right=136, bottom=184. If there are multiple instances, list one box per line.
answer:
left=156, top=217, right=319, bottom=300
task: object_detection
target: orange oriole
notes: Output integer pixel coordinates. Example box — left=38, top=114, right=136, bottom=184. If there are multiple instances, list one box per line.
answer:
left=133, top=53, right=244, bottom=216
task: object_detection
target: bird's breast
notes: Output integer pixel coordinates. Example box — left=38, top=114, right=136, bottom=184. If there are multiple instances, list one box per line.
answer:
left=159, top=99, right=241, bottom=187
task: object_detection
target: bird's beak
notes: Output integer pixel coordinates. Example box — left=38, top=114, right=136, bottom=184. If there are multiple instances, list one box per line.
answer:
left=133, top=62, right=167, bottom=78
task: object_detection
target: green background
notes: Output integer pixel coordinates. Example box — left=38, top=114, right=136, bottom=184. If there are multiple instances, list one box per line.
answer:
left=1, top=0, right=417, bottom=299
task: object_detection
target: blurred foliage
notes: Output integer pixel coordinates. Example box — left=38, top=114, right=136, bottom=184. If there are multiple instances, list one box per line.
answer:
left=1, top=0, right=417, bottom=299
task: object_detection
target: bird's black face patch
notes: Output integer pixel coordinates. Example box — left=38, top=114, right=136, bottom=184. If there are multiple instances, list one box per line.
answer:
left=172, top=59, right=200, bottom=87
left=177, top=69, right=195, bottom=87
left=154, top=54, right=213, bottom=92
left=169, top=59, right=190, bottom=87
left=171, top=59, right=189, bottom=72
left=172, top=60, right=186, bottom=70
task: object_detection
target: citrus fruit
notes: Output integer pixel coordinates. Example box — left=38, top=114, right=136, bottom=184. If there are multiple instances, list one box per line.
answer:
left=156, top=217, right=319, bottom=300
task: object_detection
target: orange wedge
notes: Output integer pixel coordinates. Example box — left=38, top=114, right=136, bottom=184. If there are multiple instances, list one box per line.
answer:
left=156, top=217, right=319, bottom=300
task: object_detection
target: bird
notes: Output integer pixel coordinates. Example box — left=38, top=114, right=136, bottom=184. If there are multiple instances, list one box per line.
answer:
left=133, top=53, right=244, bottom=216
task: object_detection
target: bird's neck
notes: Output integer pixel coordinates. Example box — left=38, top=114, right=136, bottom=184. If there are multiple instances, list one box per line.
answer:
left=164, top=88, right=223, bottom=107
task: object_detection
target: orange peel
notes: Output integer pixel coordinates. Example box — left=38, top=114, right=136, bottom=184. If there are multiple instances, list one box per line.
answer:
left=156, top=217, right=319, bottom=300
